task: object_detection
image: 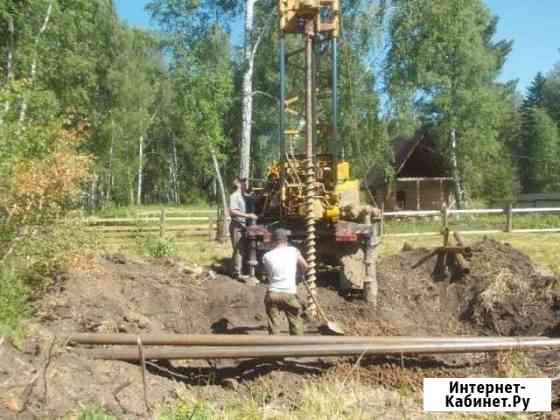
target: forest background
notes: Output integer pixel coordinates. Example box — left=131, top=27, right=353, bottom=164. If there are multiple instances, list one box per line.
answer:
left=2, top=0, right=560, bottom=212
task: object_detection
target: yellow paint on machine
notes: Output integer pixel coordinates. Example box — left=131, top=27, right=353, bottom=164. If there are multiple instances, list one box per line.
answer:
left=336, top=161, right=350, bottom=183
left=336, top=180, right=360, bottom=208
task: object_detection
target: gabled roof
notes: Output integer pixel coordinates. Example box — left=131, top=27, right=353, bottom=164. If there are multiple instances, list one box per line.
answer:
left=367, top=131, right=448, bottom=190
left=393, top=135, right=425, bottom=176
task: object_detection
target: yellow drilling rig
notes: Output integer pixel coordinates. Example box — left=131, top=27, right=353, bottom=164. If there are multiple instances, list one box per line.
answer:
left=244, top=0, right=380, bottom=312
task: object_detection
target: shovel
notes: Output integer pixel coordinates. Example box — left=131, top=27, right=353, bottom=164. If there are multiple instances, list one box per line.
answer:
left=301, top=277, right=345, bottom=335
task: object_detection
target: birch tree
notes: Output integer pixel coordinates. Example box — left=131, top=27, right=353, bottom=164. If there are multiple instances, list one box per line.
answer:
left=239, top=0, right=259, bottom=180
left=17, top=0, right=54, bottom=128
left=385, top=0, right=512, bottom=208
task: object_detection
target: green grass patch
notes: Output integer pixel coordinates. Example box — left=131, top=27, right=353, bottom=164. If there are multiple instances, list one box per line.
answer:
left=74, top=405, right=118, bottom=420
left=159, top=402, right=216, bottom=420
left=0, top=267, right=29, bottom=343
left=141, top=235, right=178, bottom=258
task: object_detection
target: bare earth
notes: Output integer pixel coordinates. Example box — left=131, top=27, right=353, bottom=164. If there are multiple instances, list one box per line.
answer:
left=1, top=239, right=559, bottom=418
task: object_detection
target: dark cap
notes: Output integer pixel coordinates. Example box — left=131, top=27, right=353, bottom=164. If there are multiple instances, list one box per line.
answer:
left=273, top=228, right=291, bottom=242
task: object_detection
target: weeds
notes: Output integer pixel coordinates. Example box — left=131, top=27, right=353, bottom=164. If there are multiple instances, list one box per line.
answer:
left=480, top=269, right=531, bottom=313
left=159, top=401, right=216, bottom=420
left=75, top=405, right=118, bottom=420
left=494, top=351, right=542, bottom=378
left=0, top=267, right=28, bottom=342
left=141, top=235, right=178, bottom=258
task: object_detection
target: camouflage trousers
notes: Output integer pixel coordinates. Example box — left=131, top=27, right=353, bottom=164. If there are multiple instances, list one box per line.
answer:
left=264, top=291, right=304, bottom=336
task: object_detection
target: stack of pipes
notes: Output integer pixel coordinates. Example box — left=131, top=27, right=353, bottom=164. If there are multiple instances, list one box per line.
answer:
left=68, top=333, right=560, bottom=362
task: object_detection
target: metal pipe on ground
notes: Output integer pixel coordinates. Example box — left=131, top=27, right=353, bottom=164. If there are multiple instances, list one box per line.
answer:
left=90, top=339, right=560, bottom=361
left=68, top=334, right=549, bottom=347
left=453, top=231, right=471, bottom=253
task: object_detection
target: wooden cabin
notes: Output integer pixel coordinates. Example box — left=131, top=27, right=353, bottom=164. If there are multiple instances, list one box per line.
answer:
left=367, top=133, right=453, bottom=211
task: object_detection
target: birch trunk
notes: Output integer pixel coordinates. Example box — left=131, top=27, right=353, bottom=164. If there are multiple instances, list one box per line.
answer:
left=89, top=171, right=98, bottom=210
left=128, top=168, right=134, bottom=206
left=168, top=164, right=174, bottom=204
left=211, top=150, right=229, bottom=237
left=450, top=128, right=464, bottom=209
left=106, top=117, right=114, bottom=202
left=239, top=0, right=259, bottom=180
left=171, top=136, right=180, bottom=204
left=0, top=16, right=15, bottom=126
left=137, top=135, right=144, bottom=206
left=18, top=0, right=54, bottom=128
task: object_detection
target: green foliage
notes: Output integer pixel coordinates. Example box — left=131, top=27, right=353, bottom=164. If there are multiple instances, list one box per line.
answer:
left=142, top=235, right=178, bottom=258
left=159, top=402, right=215, bottom=420
left=0, top=267, right=28, bottom=340
left=76, top=405, right=118, bottom=420
left=385, top=0, right=516, bottom=204
left=543, top=65, right=560, bottom=124
left=529, top=108, right=560, bottom=192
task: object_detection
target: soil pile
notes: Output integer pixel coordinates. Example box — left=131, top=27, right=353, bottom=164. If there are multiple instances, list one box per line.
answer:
left=459, top=239, right=560, bottom=336
left=322, top=238, right=560, bottom=338
left=1, top=239, right=559, bottom=418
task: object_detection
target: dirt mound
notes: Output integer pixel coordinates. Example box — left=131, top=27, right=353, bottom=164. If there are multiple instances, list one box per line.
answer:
left=459, top=240, right=560, bottom=336
left=2, top=239, right=559, bottom=418
left=37, top=255, right=267, bottom=337
left=321, top=239, right=560, bottom=339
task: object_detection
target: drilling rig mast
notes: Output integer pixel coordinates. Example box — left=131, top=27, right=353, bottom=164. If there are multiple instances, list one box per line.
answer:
left=245, top=0, right=380, bottom=312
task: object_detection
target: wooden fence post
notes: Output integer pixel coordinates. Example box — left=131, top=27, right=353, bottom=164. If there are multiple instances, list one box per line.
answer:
left=379, top=202, right=385, bottom=237
left=441, top=204, right=449, bottom=231
left=159, top=209, right=166, bottom=238
left=208, top=217, right=213, bottom=241
left=216, top=208, right=223, bottom=242
left=505, top=203, right=513, bottom=233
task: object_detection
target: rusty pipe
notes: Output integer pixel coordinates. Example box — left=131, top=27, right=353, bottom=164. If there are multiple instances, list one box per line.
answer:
left=90, top=339, right=560, bottom=361
left=412, top=250, right=439, bottom=269
left=453, top=231, right=471, bottom=253
left=69, top=333, right=551, bottom=347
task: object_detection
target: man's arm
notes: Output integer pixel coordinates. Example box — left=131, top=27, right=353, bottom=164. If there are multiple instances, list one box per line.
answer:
left=296, top=249, right=308, bottom=272
left=230, top=208, right=258, bottom=220
left=230, top=193, right=258, bottom=220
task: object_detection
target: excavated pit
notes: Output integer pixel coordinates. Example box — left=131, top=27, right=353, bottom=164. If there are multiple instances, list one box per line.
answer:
left=1, top=239, right=559, bottom=418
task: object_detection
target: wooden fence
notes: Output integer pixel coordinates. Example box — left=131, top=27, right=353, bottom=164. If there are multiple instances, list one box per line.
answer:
left=516, top=193, right=560, bottom=208
left=86, top=209, right=220, bottom=241
left=380, top=206, right=560, bottom=237
left=87, top=206, right=560, bottom=241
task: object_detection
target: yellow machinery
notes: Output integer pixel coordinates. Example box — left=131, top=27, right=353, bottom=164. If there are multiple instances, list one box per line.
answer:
left=247, top=0, right=379, bottom=310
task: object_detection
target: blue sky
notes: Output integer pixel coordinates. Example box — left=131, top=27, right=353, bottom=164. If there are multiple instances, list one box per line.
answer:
left=115, top=0, right=560, bottom=94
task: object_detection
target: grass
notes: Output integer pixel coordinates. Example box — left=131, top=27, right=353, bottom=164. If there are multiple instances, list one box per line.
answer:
left=157, top=378, right=423, bottom=420
left=156, top=378, right=527, bottom=420
left=0, top=267, right=29, bottom=346
left=73, top=406, right=118, bottom=420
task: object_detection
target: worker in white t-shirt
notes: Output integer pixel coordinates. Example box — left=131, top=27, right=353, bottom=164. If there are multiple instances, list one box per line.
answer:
left=262, top=228, right=308, bottom=335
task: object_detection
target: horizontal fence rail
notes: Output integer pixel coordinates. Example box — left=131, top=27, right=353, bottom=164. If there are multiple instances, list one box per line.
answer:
left=86, top=209, right=221, bottom=241
left=87, top=206, right=560, bottom=242
left=381, top=206, right=560, bottom=237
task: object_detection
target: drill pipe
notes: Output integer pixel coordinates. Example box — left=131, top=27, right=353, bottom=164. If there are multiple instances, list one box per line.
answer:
left=91, top=339, right=560, bottom=361
left=304, top=19, right=318, bottom=317
left=453, top=231, right=471, bottom=252
left=69, top=333, right=548, bottom=347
